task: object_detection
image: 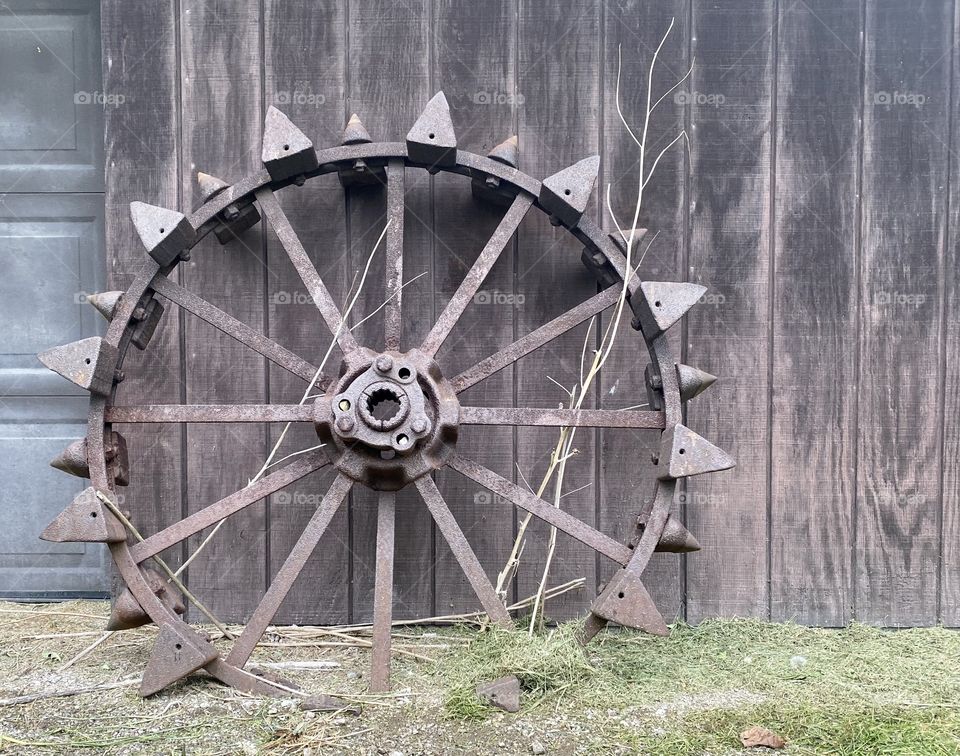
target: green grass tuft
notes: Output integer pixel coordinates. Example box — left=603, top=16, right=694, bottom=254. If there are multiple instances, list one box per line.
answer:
left=442, top=624, right=594, bottom=719
left=434, top=618, right=960, bottom=752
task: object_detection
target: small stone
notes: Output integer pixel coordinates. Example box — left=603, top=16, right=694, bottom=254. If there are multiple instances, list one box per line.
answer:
left=531, top=741, right=546, bottom=754
left=476, top=674, right=520, bottom=713
left=789, top=654, right=807, bottom=669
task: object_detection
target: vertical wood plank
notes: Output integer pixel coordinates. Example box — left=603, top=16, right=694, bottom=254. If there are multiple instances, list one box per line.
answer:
left=102, top=0, right=184, bottom=572
left=516, top=0, right=601, bottom=619
left=262, top=0, right=350, bottom=624
left=430, top=0, right=519, bottom=616
left=856, top=0, right=950, bottom=625
left=180, top=0, right=266, bottom=620
left=685, top=0, right=774, bottom=621
left=599, top=0, right=689, bottom=623
left=347, top=0, right=433, bottom=621
left=942, top=3, right=960, bottom=629
left=769, top=0, right=861, bottom=625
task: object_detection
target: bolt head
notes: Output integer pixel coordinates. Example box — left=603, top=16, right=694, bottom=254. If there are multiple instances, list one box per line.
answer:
left=336, top=416, right=355, bottom=433
left=375, top=355, right=394, bottom=374
left=411, top=417, right=429, bottom=434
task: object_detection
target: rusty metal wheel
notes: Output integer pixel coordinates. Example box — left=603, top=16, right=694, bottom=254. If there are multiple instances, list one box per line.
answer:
left=37, top=92, right=734, bottom=699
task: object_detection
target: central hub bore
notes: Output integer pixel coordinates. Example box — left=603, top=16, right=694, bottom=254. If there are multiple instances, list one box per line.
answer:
left=327, top=352, right=433, bottom=454
left=358, top=382, right=409, bottom=431
left=314, top=348, right=460, bottom=490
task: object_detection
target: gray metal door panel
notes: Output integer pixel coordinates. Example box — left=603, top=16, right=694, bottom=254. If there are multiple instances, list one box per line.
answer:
left=0, top=195, right=106, bottom=595
left=0, top=0, right=104, bottom=193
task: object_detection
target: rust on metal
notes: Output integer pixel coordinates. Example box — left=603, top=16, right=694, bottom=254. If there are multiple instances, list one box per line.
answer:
left=38, top=92, right=734, bottom=699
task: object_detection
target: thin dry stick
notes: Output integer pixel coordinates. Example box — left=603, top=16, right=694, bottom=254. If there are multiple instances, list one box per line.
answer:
left=499, top=18, right=691, bottom=629
left=0, top=677, right=139, bottom=707
left=56, top=631, right=112, bottom=672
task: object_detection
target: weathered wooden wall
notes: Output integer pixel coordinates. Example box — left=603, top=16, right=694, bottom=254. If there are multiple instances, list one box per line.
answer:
left=102, top=0, right=960, bottom=626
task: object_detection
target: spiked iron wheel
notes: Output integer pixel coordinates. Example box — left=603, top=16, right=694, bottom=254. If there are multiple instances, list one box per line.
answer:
left=38, top=92, right=734, bottom=699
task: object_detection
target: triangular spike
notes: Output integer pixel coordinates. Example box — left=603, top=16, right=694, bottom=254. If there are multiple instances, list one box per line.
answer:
left=633, top=281, right=707, bottom=338
left=648, top=514, right=701, bottom=553
left=342, top=113, right=372, bottom=145
left=677, top=363, right=717, bottom=403
left=487, top=135, right=518, bottom=168
left=86, top=291, right=124, bottom=322
left=610, top=227, right=648, bottom=253
left=590, top=569, right=669, bottom=636
left=405, top=91, right=457, bottom=168
left=658, top=423, right=735, bottom=481
left=538, top=155, right=600, bottom=228
left=40, top=486, right=126, bottom=544
left=261, top=106, right=319, bottom=181
left=197, top=171, right=230, bottom=202
left=130, top=201, right=195, bottom=267
left=107, top=568, right=185, bottom=631
left=140, top=624, right=218, bottom=697
left=50, top=439, right=89, bottom=478
left=38, top=336, right=119, bottom=395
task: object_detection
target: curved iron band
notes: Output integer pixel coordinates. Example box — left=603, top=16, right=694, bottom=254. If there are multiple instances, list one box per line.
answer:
left=87, top=144, right=685, bottom=693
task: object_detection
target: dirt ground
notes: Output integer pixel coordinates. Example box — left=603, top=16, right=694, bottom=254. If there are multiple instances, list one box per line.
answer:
left=1, top=601, right=958, bottom=755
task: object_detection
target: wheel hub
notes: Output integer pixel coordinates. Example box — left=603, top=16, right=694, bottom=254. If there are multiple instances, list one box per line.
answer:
left=314, top=348, right=459, bottom=490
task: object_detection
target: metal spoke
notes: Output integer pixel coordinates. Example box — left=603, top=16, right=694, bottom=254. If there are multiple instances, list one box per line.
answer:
left=226, top=473, right=352, bottom=668
left=447, top=455, right=632, bottom=565
left=129, top=451, right=329, bottom=563
left=414, top=476, right=511, bottom=626
left=151, top=276, right=325, bottom=385
left=420, top=193, right=533, bottom=357
left=256, top=187, right=359, bottom=354
left=370, top=491, right=396, bottom=692
left=107, top=404, right=314, bottom=424
left=384, top=160, right=404, bottom=351
left=459, top=405, right=664, bottom=429
left=450, top=286, right=620, bottom=393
